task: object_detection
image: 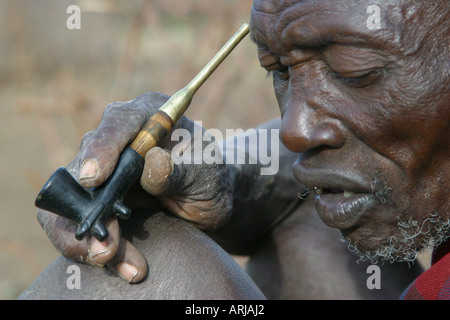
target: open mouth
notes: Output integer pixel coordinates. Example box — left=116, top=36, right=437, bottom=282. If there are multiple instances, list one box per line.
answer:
left=312, top=188, right=376, bottom=229
left=292, top=160, right=379, bottom=230
left=314, top=188, right=363, bottom=197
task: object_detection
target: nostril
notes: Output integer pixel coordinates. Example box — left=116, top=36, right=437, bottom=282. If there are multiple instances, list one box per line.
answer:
left=311, top=122, right=346, bottom=149
left=281, top=119, right=346, bottom=153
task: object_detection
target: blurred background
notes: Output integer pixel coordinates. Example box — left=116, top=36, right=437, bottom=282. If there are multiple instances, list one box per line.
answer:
left=0, top=0, right=279, bottom=299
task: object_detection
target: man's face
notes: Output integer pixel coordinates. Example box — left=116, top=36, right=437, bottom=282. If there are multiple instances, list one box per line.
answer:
left=251, top=0, right=449, bottom=262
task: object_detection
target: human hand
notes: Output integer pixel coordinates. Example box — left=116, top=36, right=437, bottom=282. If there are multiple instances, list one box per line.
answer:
left=37, top=92, right=233, bottom=283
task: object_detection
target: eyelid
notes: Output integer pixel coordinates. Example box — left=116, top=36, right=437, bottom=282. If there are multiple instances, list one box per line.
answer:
left=335, top=68, right=380, bottom=78
left=266, top=66, right=290, bottom=82
left=265, top=63, right=287, bottom=72
left=257, top=45, right=285, bottom=70
left=257, top=50, right=289, bottom=78
left=333, top=68, right=383, bottom=88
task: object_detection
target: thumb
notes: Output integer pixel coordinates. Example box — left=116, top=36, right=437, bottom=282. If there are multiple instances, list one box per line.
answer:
left=140, top=146, right=233, bottom=230
left=140, top=146, right=210, bottom=197
left=140, top=147, right=175, bottom=196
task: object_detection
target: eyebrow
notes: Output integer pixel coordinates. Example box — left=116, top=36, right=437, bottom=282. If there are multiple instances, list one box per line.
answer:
left=292, top=36, right=334, bottom=50
left=251, top=27, right=395, bottom=54
left=249, top=31, right=266, bottom=47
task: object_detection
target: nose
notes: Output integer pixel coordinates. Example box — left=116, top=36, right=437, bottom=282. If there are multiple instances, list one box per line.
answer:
left=280, top=98, right=346, bottom=154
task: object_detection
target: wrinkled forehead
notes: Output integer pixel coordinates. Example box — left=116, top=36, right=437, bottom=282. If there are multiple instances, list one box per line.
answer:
left=251, top=0, right=375, bottom=49
left=250, top=0, right=420, bottom=53
left=252, top=0, right=300, bottom=14
left=252, top=0, right=358, bottom=14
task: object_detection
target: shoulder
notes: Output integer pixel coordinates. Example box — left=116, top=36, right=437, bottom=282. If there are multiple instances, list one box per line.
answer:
left=401, top=249, right=450, bottom=300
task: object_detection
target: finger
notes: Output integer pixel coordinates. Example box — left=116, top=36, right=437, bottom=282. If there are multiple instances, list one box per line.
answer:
left=140, top=147, right=232, bottom=229
left=140, top=147, right=174, bottom=196
left=38, top=208, right=122, bottom=268
left=37, top=209, right=90, bottom=262
left=141, top=122, right=224, bottom=198
left=77, top=103, right=144, bottom=188
left=141, top=146, right=226, bottom=199
left=86, top=217, right=121, bottom=266
left=107, top=237, right=148, bottom=283
left=140, top=144, right=203, bottom=197
left=77, top=92, right=170, bottom=188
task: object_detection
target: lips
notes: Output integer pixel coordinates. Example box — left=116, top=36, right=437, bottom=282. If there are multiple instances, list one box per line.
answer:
left=293, top=161, right=377, bottom=229
left=313, top=188, right=376, bottom=229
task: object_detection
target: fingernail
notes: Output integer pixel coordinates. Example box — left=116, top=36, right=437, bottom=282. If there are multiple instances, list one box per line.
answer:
left=89, top=239, right=109, bottom=262
left=80, top=159, right=98, bottom=180
left=115, top=262, right=138, bottom=283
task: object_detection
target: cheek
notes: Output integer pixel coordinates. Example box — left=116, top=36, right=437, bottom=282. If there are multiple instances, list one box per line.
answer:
left=274, top=67, right=448, bottom=218
left=346, top=96, right=449, bottom=221
left=401, top=155, right=450, bottom=221
left=358, top=57, right=450, bottom=172
left=329, top=65, right=444, bottom=170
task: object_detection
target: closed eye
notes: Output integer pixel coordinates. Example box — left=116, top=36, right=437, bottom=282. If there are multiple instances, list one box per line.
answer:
left=333, top=69, right=383, bottom=88
left=267, top=66, right=289, bottom=81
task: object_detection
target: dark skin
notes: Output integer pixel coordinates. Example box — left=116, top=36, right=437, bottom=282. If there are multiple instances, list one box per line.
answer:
left=37, top=93, right=299, bottom=283
left=35, top=0, right=448, bottom=292
left=251, top=0, right=449, bottom=254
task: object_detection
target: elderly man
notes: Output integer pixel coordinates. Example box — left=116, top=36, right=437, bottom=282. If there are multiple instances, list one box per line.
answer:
left=20, top=0, right=448, bottom=300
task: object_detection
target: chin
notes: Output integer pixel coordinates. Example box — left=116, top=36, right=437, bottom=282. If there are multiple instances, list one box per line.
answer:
left=339, top=211, right=450, bottom=265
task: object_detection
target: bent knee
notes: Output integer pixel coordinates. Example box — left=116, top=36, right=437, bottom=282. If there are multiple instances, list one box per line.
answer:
left=20, top=210, right=265, bottom=300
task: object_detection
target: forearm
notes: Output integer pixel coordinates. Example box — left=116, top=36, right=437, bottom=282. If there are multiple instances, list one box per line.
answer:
left=208, top=118, right=303, bottom=255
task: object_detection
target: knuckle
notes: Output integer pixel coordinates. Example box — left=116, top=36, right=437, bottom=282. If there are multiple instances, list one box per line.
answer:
left=103, top=101, right=127, bottom=116
left=80, top=130, right=95, bottom=146
left=133, top=92, right=170, bottom=114
left=104, top=99, right=148, bottom=126
left=138, top=91, right=170, bottom=105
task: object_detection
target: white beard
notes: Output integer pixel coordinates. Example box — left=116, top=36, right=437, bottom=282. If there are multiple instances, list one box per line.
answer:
left=340, top=213, right=450, bottom=265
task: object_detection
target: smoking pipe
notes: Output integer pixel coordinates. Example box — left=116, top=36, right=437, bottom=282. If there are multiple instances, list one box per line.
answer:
left=35, top=23, right=250, bottom=241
